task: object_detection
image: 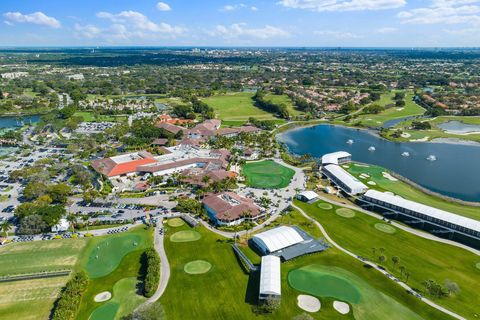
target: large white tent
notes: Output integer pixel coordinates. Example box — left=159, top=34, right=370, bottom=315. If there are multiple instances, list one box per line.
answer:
left=323, top=164, right=368, bottom=195
left=252, top=226, right=304, bottom=254
left=259, top=255, right=281, bottom=299
left=321, top=151, right=351, bottom=165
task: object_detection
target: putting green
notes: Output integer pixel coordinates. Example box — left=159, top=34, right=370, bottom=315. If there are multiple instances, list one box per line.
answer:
left=317, top=202, right=333, bottom=210
left=170, top=230, right=201, bottom=242
left=89, top=277, right=146, bottom=320
left=288, top=265, right=424, bottom=320
left=168, top=218, right=185, bottom=227
left=242, top=160, right=295, bottom=189
left=184, top=260, right=212, bottom=274
left=85, top=234, right=143, bottom=278
left=89, top=302, right=119, bottom=320
left=335, top=208, right=355, bottom=218
left=288, top=265, right=361, bottom=304
left=374, top=223, right=396, bottom=234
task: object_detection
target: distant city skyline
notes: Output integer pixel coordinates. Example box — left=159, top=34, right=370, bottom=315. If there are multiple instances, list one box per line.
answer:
left=1, top=0, right=479, bottom=47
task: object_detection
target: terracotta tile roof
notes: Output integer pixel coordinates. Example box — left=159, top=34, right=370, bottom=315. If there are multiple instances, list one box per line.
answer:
left=156, top=122, right=186, bottom=135
left=152, top=138, right=169, bottom=146
left=91, top=151, right=157, bottom=177
left=202, top=192, right=261, bottom=222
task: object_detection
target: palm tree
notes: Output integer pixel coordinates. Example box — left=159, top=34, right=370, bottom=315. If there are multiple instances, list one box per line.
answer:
left=67, top=214, right=77, bottom=233
left=81, top=215, right=89, bottom=232
left=0, top=221, right=12, bottom=237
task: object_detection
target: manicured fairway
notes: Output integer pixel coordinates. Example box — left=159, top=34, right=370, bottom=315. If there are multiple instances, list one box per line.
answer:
left=476, top=262, right=480, bottom=270
left=242, top=160, right=295, bottom=189
left=89, top=277, right=145, bottom=320
left=184, top=260, right=212, bottom=274
left=288, top=264, right=422, bottom=320
left=295, top=199, right=480, bottom=319
left=170, top=230, right=202, bottom=242
left=203, top=92, right=278, bottom=121
left=374, top=223, right=396, bottom=234
left=347, top=163, right=480, bottom=220
left=317, top=202, right=333, bottom=210
left=85, top=234, right=143, bottom=278
left=168, top=217, right=185, bottom=227
left=335, top=208, right=355, bottom=218
left=78, top=227, right=152, bottom=320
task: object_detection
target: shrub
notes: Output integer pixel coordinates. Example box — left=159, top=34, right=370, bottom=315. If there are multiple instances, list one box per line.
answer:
left=51, top=271, right=89, bottom=320
left=143, top=248, right=160, bottom=298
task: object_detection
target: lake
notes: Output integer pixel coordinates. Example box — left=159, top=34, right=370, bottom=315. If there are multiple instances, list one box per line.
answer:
left=278, top=124, right=480, bottom=202
left=0, top=114, right=40, bottom=129
left=437, top=120, right=480, bottom=134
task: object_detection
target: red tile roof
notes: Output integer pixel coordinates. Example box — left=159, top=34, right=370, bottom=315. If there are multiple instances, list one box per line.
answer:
left=202, top=192, right=262, bottom=222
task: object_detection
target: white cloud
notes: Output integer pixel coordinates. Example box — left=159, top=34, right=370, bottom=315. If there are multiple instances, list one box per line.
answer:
left=398, top=0, right=480, bottom=25
left=314, top=30, right=363, bottom=38
left=157, top=2, right=172, bottom=11
left=96, top=10, right=185, bottom=34
left=210, top=23, right=290, bottom=39
left=376, top=27, right=398, bottom=33
left=3, top=11, right=61, bottom=28
left=74, top=24, right=101, bottom=39
left=278, top=0, right=405, bottom=12
left=220, top=3, right=258, bottom=11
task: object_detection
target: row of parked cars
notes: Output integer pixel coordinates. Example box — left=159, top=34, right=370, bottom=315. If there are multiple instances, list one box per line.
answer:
left=107, top=227, right=129, bottom=234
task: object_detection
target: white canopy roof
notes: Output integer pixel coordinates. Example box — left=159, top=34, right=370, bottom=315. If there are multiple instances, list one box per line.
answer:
left=299, top=190, right=319, bottom=201
left=259, top=255, right=281, bottom=296
left=324, top=164, right=367, bottom=194
left=253, top=226, right=304, bottom=253
left=321, top=151, right=351, bottom=165
left=364, top=190, right=480, bottom=233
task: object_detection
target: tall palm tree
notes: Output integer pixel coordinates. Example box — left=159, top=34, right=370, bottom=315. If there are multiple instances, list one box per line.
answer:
left=67, top=214, right=77, bottom=233
left=81, top=215, right=89, bottom=232
left=1, top=221, right=12, bottom=237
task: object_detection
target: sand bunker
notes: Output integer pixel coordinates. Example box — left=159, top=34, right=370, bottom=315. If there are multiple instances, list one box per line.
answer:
left=401, top=132, right=411, bottom=138
left=297, top=295, right=321, bottom=313
left=333, top=301, right=350, bottom=314
left=367, top=181, right=377, bottom=186
left=94, top=291, right=111, bottom=302
left=382, top=172, right=398, bottom=181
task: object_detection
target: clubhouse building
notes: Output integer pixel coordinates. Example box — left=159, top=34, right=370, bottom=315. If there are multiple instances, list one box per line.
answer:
left=202, top=192, right=264, bottom=226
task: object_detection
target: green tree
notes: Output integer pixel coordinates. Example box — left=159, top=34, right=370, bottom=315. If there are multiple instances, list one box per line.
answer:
left=0, top=221, right=11, bottom=236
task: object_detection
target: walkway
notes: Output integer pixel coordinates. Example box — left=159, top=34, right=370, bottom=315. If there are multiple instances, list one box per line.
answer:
left=292, top=203, right=466, bottom=320
left=146, top=219, right=170, bottom=304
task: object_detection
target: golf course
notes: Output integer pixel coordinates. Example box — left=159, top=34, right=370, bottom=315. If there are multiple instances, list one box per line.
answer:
left=242, top=160, right=295, bottom=189
left=295, top=199, right=480, bottom=319
left=159, top=211, right=451, bottom=319
left=346, top=163, right=480, bottom=220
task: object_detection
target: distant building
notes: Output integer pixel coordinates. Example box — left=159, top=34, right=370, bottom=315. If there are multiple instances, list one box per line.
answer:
left=259, top=255, right=281, bottom=301
left=1, top=72, right=28, bottom=79
left=91, top=151, right=156, bottom=178
left=202, top=192, right=263, bottom=226
left=67, top=74, right=84, bottom=80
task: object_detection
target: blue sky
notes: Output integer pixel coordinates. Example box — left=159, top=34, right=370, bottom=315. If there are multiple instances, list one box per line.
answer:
left=1, top=0, right=479, bottom=47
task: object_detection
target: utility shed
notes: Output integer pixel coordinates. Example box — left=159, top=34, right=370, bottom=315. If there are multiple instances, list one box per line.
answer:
left=259, top=255, right=281, bottom=300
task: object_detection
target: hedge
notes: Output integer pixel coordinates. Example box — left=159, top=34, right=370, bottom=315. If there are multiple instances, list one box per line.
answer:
left=143, top=248, right=160, bottom=298
left=52, top=271, right=89, bottom=320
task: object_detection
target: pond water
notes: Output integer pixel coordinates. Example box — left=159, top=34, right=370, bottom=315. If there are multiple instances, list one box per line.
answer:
left=437, top=120, right=480, bottom=134
left=278, top=124, right=480, bottom=202
left=0, top=114, right=40, bottom=129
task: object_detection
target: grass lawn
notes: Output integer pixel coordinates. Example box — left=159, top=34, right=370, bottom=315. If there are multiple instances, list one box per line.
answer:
left=388, top=116, right=480, bottom=143
left=160, top=212, right=449, bottom=319
left=242, top=160, right=295, bottom=189
left=346, top=163, right=480, bottom=220
left=264, top=93, right=305, bottom=116
left=295, top=199, right=480, bottom=319
left=78, top=225, right=153, bottom=320
left=0, top=238, right=89, bottom=320
left=203, top=92, right=279, bottom=121
left=354, top=92, right=425, bottom=127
